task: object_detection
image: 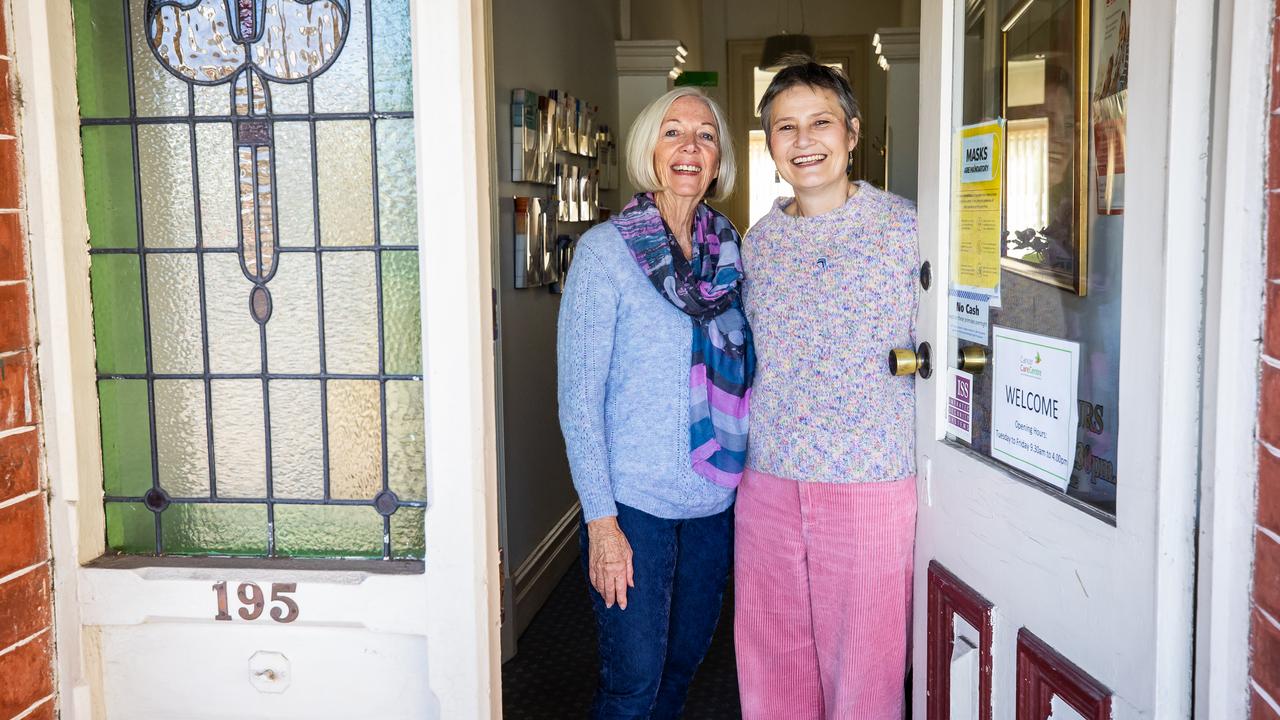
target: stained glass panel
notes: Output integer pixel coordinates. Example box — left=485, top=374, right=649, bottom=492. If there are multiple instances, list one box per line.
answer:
left=316, top=121, right=375, bottom=247
left=371, top=0, right=413, bottom=112
left=146, top=254, right=203, bottom=373
left=154, top=379, right=211, bottom=497
left=162, top=504, right=268, bottom=556
left=275, top=505, right=382, bottom=558
left=382, top=251, right=421, bottom=375
left=327, top=379, right=383, bottom=500
left=128, top=0, right=188, bottom=118
left=98, top=379, right=153, bottom=496
left=210, top=379, right=267, bottom=498
left=322, top=251, right=379, bottom=373
left=196, top=123, right=238, bottom=248
left=89, top=255, right=146, bottom=373
left=106, top=503, right=155, bottom=554
left=138, top=124, right=196, bottom=248
left=386, top=379, right=426, bottom=501
left=81, top=125, right=137, bottom=249
left=79, top=0, right=424, bottom=559
left=376, top=119, right=418, bottom=246
left=72, top=0, right=129, bottom=118
left=269, top=380, right=325, bottom=499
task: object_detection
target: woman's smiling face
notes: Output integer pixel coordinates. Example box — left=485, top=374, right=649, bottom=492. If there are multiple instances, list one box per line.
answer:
left=766, top=85, right=859, bottom=193
left=653, top=95, right=721, bottom=201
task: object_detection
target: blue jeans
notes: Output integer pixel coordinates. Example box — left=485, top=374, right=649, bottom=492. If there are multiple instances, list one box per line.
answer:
left=579, top=502, right=734, bottom=720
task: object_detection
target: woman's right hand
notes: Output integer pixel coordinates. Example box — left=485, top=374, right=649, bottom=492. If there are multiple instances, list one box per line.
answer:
left=587, top=516, right=635, bottom=610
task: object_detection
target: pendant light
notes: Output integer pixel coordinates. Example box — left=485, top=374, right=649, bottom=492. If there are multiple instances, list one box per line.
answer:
left=759, top=0, right=814, bottom=69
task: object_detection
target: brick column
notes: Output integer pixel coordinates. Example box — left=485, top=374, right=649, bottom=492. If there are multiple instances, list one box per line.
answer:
left=0, top=2, right=56, bottom=719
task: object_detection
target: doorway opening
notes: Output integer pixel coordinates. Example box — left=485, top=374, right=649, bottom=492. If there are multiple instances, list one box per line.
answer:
left=485, top=1, right=921, bottom=716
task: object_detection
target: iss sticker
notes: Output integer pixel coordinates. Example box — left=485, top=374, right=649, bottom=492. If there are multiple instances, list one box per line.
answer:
left=946, top=368, right=974, bottom=444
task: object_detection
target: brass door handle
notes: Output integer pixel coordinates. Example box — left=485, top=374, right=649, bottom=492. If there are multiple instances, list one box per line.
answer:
left=889, top=342, right=932, bottom=379
left=957, top=345, right=987, bottom=374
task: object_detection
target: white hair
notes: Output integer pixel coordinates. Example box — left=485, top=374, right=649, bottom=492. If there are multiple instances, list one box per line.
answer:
left=624, top=87, right=736, bottom=202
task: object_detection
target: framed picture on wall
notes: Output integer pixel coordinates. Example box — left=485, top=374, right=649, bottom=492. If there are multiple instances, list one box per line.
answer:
left=1000, top=0, right=1091, bottom=296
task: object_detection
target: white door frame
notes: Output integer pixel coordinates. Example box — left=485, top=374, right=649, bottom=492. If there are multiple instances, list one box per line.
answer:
left=414, top=0, right=502, bottom=715
left=11, top=0, right=502, bottom=716
left=914, top=0, right=1211, bottom=714
left=1195, top=0, right=1273, bottom=715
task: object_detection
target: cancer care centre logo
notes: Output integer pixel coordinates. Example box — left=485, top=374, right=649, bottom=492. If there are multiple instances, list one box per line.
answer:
left=1018, top=351, right=1044, bottom=380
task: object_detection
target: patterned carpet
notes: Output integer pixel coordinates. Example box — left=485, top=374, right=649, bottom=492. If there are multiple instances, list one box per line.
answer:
left=501, top=558, right=742, bottom=719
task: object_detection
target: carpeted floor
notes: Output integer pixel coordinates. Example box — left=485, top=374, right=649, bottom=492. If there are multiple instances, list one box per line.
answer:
left=501, top=558, right=742, bottom=719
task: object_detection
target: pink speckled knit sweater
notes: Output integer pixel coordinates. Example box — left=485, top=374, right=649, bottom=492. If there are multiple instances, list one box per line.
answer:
left=742, top=181, right=920, bottom=484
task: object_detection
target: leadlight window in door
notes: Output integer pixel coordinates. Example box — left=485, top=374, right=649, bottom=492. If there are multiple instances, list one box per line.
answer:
left=73, top=0, right=425, bottom=558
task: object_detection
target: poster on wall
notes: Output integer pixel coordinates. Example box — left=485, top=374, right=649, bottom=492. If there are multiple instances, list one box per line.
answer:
left=952, top=120, right=1004, bottom=304
left=1092, top=0, right=1129, bottom=215
left=990, top=326, right=1080, bottom=490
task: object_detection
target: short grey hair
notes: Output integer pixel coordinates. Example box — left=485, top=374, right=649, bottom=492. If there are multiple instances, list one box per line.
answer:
left=757, top=56, right=862, bottom=145
left=625, top=87, right=736, bottom=202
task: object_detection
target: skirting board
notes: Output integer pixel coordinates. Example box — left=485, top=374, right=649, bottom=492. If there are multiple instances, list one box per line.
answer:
left=513, top=502, right=582, bottom=637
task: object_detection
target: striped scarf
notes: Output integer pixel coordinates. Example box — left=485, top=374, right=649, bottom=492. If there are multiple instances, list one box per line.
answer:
left=615, top=193, right=754, bottom=488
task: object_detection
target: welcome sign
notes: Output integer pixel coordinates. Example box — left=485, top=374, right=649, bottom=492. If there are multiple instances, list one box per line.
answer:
left=990, top=326, right=1080, bottom=490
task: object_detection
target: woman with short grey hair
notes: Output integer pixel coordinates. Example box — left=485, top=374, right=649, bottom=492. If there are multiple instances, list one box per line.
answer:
left=557, top=86, right=752, bottom=719
left=735, top=58, right=919, bottom=719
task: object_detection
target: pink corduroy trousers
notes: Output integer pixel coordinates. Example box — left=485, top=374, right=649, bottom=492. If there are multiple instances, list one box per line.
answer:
left=734, top=467, right=917, bottom=720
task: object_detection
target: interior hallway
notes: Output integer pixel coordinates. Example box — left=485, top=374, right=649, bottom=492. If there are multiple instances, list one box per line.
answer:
left=501, top=560, right=742, bottom=718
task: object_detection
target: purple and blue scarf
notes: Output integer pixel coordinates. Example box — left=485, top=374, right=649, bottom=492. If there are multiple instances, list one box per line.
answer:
left=614, top=193, right=754, bottom=489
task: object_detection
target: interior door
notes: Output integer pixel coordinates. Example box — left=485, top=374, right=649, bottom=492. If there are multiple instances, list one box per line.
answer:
left=724, top=36, right=872, bottom=231
left=911, top=0, right=1206, bottom=717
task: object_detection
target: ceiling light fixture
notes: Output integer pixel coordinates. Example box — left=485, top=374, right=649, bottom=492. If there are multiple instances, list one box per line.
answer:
left=759, top=0, right=814, bottom=69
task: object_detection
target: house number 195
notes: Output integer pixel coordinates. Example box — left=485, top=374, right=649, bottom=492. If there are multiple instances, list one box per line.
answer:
left=212, top=582, right=299, bottom=623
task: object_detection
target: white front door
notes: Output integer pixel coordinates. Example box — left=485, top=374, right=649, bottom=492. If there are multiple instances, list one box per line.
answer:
left=17, top=0, right=499, bottom=716
left=911, top=0, right=1209, bottom=716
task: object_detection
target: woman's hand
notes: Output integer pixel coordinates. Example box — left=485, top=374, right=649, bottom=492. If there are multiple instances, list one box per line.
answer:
left=587, top=516, right=635, bottom=610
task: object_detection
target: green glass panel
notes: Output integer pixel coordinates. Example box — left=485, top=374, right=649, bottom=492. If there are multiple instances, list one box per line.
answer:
left=382, top=251, right=421, bottom=375
left=72, top=0, right=131, bottom=118
left=386, top=380, right=425, bottom=501
left=105, top=502, right=155, bottom=554
left=269, top=380, right=324, bottom=499
left=146, top=254, right=203, bottom=373
left=322, top=252, right=379, bottom=372
left=389, top=506, right=424, bottom=559
left=371, top=0, right=413, bottom=112
left=98, top=379, right=153, bottom=497
left=312, top=0, right=369, bottom=114
left=326, top=380, right=382, bottom=500
left=275, top=504, right=382, bottom=558
left=154, top=380, right=210, bottom=497
left=81, top=125, right=138, bottom=249
left=210, top=380, right=267, bottom=498
left=162, top=503, right=268, bottom=555
left=376, top=119, right=417, bottom=246
left=316, top=121, right=374, bottom=247
left=90, top=254, right=146, bottom=374
left=265, top=248, right=321, bottom=375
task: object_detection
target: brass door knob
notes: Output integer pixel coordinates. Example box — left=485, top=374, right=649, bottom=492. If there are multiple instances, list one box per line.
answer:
left=888, top=341, right=932, bottom=379
left=957, top=345, right=987, bottom=374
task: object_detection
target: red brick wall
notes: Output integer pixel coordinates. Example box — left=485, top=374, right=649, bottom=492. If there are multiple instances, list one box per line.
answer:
left=0, top=2, right=56, bottom=719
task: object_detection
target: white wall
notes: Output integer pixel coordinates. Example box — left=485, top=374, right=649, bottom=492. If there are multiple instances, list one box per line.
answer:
left=490, top=0, right=621, bottom=630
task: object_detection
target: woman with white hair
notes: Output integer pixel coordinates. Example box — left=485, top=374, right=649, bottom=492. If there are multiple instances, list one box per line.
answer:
left=557, top=87, right=752, bottom=719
